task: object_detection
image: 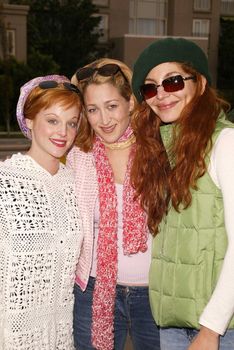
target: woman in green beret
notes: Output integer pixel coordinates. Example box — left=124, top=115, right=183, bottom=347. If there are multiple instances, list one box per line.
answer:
left=131, top=37, right=234, bottom=350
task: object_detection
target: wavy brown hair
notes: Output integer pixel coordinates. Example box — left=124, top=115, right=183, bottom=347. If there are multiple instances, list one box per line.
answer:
left=71, top=58, right=139, bottom=152
left=131, top=64, right=230, bottom=235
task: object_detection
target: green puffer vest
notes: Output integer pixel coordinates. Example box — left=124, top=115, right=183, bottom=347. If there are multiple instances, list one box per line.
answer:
left=149, top=111, right=234, bottom=329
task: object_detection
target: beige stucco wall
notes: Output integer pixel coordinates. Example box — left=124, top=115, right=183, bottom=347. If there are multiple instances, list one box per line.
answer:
left=112, top=35, right=209, bottom=72
left=1, top=4, right=29, bottom=62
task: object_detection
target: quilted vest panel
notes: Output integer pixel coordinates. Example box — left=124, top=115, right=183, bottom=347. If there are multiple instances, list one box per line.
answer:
left=149, top=112, right=234, bottom=329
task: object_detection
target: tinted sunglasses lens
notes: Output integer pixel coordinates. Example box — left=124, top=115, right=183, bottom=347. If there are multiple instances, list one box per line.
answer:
left=76, top=64, right=122, bottom=81
left=39, top=81, right=58, bottom=89
left=163, top=75, right=184, bottom=92
left=63, top=82, right=80, bottom=94
left=98, top=64, right=119, bottom=76
left=140, top=84, right=158, bottom=100
left=38, top=80, right=80, bottom=95
left=76, top=67, right=95, bottom=80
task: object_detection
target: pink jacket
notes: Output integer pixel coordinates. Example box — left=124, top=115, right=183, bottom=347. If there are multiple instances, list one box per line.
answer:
left=66, top=146, right=98, bottom=291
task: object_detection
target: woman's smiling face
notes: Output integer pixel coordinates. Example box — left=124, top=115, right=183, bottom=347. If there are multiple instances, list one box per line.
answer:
left=84, top=82, right=133, bottom=143
left=144, top=62, right=198, bottom=124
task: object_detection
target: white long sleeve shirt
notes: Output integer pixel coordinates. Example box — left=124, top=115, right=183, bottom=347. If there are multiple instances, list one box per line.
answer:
left=199, top=128, right=234, bottom=334
left=0, top=154, right=83, bottom=349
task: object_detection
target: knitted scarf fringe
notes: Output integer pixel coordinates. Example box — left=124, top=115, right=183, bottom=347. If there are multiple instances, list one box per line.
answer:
left=91, top=128, right=148, bottom=350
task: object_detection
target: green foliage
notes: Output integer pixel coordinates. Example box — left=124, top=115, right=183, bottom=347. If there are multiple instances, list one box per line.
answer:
left=0, top=52, right=60, bottom=130
left=13, top=0, right=106, bottom=78
left=218, top=20, right=234, bottom=88
left=1, top=0, right=107, bottom=131
left=0, top=74, right=13, bottom=132
left=218, top=17, right=234, bottom=107
left=0, top=57, right=31, bottom=130
left=227, top=108, right=234, bottom=123
left=27, top=49, right=60, bottom=76
left=53, top=0, right=103, bottom=77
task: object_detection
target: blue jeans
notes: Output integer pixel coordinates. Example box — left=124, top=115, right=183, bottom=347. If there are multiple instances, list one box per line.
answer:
left=73, top=277, right=160, bottom=350
left=160, top=327, right=234, bottom=350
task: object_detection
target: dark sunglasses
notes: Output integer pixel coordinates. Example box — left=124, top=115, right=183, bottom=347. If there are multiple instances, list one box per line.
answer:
left=140, top=75, right=196, bottom=100
left=38, top=80, right=81, bottom=95
left=76, top=63, right=127, bottom=82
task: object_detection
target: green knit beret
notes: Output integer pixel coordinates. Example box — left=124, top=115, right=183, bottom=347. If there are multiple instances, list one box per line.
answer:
left=132, top=37, right=212, bottom=102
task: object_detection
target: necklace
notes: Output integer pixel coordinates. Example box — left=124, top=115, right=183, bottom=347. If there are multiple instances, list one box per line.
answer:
left=102, top=133, right=136, bottom=150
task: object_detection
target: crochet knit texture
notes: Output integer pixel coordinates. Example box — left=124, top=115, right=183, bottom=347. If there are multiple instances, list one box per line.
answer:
left=91, top=132, right=148, bottom=350
left=0, top=154, right=83, bottom=350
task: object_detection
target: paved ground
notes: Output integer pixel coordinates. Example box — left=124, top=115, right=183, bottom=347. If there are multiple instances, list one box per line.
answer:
left=0, top=137, right=30, bottom=160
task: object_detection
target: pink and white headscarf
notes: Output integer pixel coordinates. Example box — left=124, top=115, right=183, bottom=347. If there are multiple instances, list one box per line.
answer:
left=16, top=75, right=69, bottom=139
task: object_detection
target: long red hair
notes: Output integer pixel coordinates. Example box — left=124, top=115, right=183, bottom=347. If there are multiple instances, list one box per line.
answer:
left=131, top=64, right=230, bottom=235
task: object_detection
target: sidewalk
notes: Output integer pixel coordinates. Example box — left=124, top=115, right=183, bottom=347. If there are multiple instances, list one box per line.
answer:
left=0, top=137, right=30, bottom=160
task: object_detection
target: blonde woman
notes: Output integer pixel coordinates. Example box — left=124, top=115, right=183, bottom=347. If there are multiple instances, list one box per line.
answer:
left=67, top=59, right=160, bottom=350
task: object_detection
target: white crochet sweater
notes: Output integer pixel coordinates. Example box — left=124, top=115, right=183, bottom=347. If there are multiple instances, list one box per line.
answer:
left=0, top=154, right=83, bottom=350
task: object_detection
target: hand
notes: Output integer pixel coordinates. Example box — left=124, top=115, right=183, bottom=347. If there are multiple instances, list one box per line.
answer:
left=187, top=326, right=219, bottom=350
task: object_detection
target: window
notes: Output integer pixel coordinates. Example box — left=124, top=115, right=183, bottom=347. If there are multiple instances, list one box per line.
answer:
left=221, top=0, right=234, bottom=14
left=136, top=19, right=156, bottom=35
left=6, top=29, right=15, bottom=56
left=129, top=0, right=167, bottom=35
left=193, top=0, right=211, bottom=11
left=193, top=19, right=210, bottom=37
left=130, top=18, right=166, bottom=35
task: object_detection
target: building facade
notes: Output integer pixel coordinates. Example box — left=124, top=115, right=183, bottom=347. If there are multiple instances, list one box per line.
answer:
left=0, top=1, right=29, bottom=62
left=94, top=0, right=234, bottom=86
left=1, top=0, right=234, bottom=86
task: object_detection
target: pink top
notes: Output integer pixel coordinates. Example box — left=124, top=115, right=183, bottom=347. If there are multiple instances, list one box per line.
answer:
left=66, top=147, right=98, bottom=291
left=66, top=146, right=152, bottom=290
left=90, top=183, right=152, bottom=284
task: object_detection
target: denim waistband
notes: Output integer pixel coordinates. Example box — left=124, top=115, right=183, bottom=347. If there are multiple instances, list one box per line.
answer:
left=86, top=276, right=149, bottom=293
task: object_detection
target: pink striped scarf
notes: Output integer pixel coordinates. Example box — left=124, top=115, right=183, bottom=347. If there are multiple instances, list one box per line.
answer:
left=91, top=126, right=148, bottom=350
